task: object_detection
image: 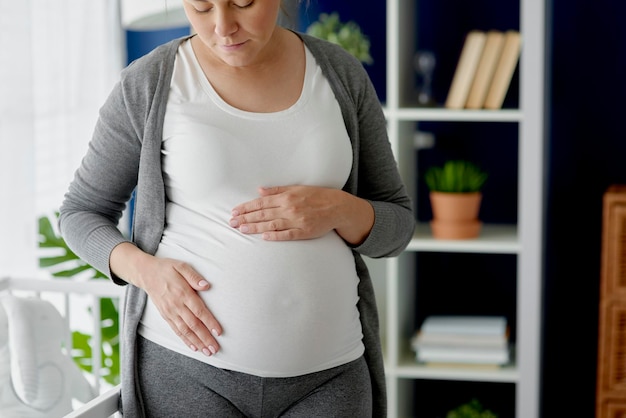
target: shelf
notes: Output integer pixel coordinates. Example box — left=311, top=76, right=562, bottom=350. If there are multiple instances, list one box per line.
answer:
left=383, top=107, right=523, bottom=122
left=406, top=223, right=520, bottom=253
left=383, top=0, right=544, bottom=415
left=394, top=359, right=519, bottom=383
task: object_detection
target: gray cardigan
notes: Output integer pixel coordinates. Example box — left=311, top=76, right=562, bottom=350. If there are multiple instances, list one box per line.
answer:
left=59, top=33, right=414, bottom=418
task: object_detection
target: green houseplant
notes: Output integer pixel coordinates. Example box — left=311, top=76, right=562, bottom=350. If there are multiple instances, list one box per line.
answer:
left=38, top=213, right=120, bottom=387
left=306, top=12, right=373, bottom=65
left=424, top=160, right=488, bottom=239
left=446, top=398, right=498, bottom=418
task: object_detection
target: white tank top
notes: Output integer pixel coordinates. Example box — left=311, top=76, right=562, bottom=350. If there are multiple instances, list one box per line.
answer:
left=138, top=39, right=364, bottom=377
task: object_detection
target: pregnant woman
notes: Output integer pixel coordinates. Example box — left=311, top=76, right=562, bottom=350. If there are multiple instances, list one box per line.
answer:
left=59, top=1, right=414, bottom=416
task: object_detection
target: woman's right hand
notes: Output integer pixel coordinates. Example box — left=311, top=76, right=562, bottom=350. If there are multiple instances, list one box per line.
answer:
left=110, top=242, right=221, bottom=356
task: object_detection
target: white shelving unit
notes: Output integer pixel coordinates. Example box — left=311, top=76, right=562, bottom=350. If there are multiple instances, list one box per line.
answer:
left=377, top=0, right=545, bottom=417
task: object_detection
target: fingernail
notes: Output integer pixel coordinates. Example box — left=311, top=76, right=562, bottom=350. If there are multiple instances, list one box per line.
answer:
left=209, top=345, right=217, bottom=355
left=198, top=280, right=209, bottom=287
left=189, top=344, right=197, bottom=352
left=240, top=225, right=249, bottom=233
left=211, top=328, right=220, bottom=337
left=231, top=209, right=240, bottom=216
left=202, top=347, right=212, bottom=357
left=229, top=219, right=239, bottom=227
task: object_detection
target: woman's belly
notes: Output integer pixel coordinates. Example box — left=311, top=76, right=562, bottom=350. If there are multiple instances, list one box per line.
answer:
left=139, top=204, right=364, bottom=377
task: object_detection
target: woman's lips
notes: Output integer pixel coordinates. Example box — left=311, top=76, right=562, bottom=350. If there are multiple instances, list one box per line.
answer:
left=221, top=41, right=246, bottom=51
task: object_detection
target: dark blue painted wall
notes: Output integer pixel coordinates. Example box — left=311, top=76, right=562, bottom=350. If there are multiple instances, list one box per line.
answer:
left=543, top=0, right=626, bottom=417
left=303, top=0, right=626, bottom=416
left=297, top=1, right=387, bottom=102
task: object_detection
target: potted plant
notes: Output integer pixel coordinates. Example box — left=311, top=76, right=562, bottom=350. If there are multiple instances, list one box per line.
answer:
left=424, top=160, right=488, bottom=239
left=445, top=398, right=498, bottom=418
left=306, top=12, right=373, bottom=65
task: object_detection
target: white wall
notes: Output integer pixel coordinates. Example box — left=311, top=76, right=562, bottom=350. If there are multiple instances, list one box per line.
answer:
left=121, top=0, right=183, bottom=26
left=0, top=0, right=122, bottom=279
left=121, top=0, right=299, bottom=29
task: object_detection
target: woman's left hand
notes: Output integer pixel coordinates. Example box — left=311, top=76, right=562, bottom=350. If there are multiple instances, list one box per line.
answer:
left=230, top=185, right=374, bottom=245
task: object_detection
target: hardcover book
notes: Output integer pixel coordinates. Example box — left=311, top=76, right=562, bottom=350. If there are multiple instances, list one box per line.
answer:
left=484, top=30, right=522, bottom=109
left=465, top=30, right=506, bottom=109
left=444, top=30, right=487, bottom=109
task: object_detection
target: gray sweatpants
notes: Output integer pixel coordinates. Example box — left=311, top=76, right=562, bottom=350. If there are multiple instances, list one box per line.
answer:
left=135, top=336, right=373, bottom=417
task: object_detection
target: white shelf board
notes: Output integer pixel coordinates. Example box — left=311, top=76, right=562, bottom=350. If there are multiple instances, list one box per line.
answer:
left=383, top=107, right=523, bottom=122
left=393, top=359, right=519, bottom=383
left=406, top=223, right=520, bottom=253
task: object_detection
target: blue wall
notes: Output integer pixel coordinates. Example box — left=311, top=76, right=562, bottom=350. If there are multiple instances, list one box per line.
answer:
left=297, top=1, right=387, bottom=102
left=124, top=9, right=190, bottom=65
left=126, top=26, right=190, bottom=64
left=543, top=0, right=626, bottom=416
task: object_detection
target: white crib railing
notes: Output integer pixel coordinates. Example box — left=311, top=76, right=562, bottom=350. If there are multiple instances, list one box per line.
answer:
left=0, top=276, right=125, bottom=417
left=64, top=384, right=121, bottom=418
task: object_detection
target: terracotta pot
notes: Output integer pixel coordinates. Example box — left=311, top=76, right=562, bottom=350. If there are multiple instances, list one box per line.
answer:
left=429, top=191, right=483, bottom=239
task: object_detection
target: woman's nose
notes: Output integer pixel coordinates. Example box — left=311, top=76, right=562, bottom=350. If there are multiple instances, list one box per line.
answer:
left=214, top=9, right=238, bottom=37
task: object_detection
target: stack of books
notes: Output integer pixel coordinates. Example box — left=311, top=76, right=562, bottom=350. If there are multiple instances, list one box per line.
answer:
left=411, top=315, right=510, bottom=366
left=444, top=30, right=522, bottom=110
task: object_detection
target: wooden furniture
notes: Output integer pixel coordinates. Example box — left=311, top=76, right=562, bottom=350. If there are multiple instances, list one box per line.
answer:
left=372, top=1, right=546, bottom=416
left=596, top=185, right=626, bottom=418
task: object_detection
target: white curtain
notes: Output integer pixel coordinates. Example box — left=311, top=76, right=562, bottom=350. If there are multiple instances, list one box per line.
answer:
left=0, top=0, right=123, bottom=278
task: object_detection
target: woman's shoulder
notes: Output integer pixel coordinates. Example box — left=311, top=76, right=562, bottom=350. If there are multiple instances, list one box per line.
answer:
left=120, top=36, right=190, bottom=85
left=298, top=32, right=369, bottom=85
left=299, top=33, right=361, bottom=66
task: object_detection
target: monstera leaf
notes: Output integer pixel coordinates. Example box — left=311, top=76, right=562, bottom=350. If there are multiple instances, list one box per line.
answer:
left=70, top=298, right=120, bottom=385
left=38, top=214, right=106, bottom=279
left=38, top=213, right=120, bottom=386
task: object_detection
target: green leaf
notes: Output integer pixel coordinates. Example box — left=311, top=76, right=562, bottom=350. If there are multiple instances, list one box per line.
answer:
left=38, top=212, right=121, bottom=386
left=424, top=160, right=488, bottom=193
left=306, top=12, right=373, bottom=65
left=48, top=265, right=94, bottom=278
left=446, top=399, right=498, bottom=418
left=39, top=254, right=80, bottom=267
